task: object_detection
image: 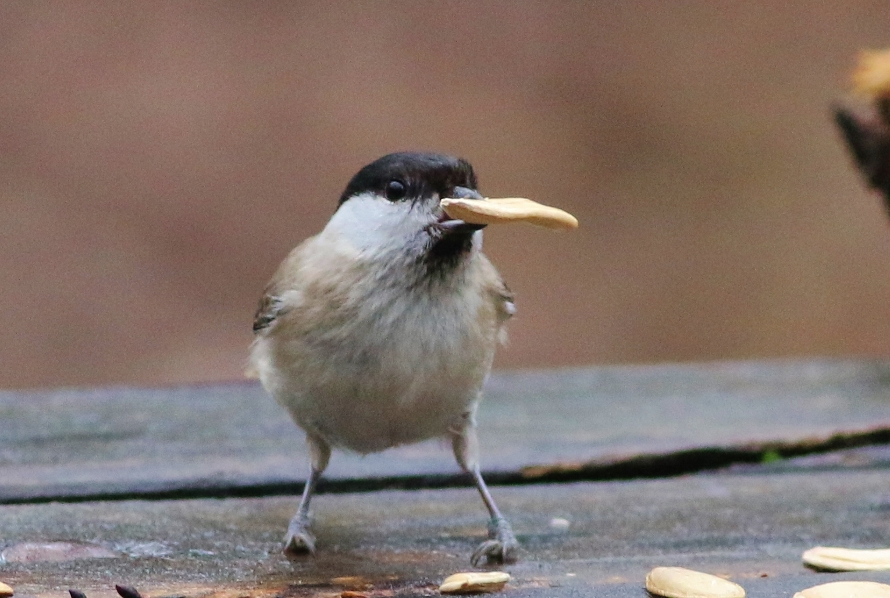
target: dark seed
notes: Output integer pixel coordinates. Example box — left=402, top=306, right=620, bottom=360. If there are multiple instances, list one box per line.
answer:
left=115, top=585, right=144, bottom=598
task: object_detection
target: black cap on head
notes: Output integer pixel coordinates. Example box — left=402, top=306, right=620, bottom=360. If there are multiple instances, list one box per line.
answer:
left=338, top=152, right=478, bottom=206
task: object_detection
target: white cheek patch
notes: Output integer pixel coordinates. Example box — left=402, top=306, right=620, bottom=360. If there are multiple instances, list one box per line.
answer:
left=324, top=193, right=428, bottom=255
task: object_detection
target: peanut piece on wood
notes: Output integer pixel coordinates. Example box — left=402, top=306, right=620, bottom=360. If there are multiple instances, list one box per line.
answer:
left=794, top=580, right=890, bottom=598
left=803, top=546, right=890, bottom=571
left=645, top=567, right=745, bottom=598
left=439, top=571, right=510, bottom=594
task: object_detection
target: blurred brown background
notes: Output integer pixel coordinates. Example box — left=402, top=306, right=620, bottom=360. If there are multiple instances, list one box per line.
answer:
left=3, top=1, right=890, bottom=390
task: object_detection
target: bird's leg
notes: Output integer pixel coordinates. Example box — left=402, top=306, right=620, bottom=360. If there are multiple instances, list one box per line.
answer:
left=451, top=421, right=518, bottom=566
left=284, top=434, right=331, bottom=556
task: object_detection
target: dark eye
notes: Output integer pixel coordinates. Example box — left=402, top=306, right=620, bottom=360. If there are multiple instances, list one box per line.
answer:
left=385, top=180, right=407, bottom=201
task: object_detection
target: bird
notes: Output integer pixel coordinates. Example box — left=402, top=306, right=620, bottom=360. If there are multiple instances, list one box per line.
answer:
left=249, top=152, right=519, bottom=565
left=834, top=106, right=890, bottom=213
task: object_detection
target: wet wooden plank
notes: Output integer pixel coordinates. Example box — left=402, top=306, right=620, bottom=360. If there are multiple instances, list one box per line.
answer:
left=5, top=359, right=890, bottom=501
left=3, top=463, right=890, bottom=597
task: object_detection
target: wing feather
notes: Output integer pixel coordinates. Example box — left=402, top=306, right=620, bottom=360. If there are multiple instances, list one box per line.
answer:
left=251, top=240, right=309, bottom=335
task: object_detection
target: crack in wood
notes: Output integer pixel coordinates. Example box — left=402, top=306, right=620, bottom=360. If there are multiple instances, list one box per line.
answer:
left=5, top=427, right=890, bottom=506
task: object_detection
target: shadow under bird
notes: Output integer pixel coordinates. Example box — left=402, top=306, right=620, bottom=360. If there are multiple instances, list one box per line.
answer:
left=249, top=152, right=519, bottom=565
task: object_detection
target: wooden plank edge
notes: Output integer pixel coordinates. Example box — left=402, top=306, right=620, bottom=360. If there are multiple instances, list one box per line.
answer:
left=5, top=425, right=890, bottom=505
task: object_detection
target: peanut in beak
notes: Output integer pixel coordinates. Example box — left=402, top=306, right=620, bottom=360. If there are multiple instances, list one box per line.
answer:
left=440, top=197, right=579, bottom=231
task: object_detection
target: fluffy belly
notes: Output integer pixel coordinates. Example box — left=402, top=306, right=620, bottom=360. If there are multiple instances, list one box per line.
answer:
left=287, top=376, right=478, bottom=453
left=255, top=323, right=493, bottom=453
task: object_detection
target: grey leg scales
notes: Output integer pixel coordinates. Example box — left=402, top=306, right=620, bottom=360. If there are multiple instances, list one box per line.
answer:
left=452, top=424, right=519, bottom=565
left=284, top=435, right=330, bottom=556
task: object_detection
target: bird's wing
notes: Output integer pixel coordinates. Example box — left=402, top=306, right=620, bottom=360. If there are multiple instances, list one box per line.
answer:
left=496, top=278, right=516, bottom=322
left=488, top=265, right=515, bottom=347
left=251, top=240, right=308, bottom=335
left=252, top=293, right=283, bottom=333
left=476, top=253, right=515, bottom=325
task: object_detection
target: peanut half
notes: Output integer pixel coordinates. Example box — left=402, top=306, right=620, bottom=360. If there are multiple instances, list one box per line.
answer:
left=802, top=546, right=890, bottom=571
left=0, top=582, right=13, bottom=598
left=794, top=581, right=890, bottom=598
left=645, top=567, right=745, bottom=598
left=440, top=197, right=579, bottom=231
left=439, top=571, right=510, bottom=594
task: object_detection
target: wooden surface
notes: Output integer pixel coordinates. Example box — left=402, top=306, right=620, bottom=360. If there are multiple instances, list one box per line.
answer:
left=5, top=465, right=890, bottom=597
left=5, top=359, right=890, bottom=502
left=4, top=359, right=890, bottom=597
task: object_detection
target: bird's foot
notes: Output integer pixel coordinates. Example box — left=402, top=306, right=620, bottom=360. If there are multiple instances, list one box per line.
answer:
left=471, top=516, right=519, bottom=566
left=283, top=513, right=316, bottom=557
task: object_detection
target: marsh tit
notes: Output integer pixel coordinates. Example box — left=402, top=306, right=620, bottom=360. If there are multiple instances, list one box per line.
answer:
left=250, top=152, right=518, bottom=565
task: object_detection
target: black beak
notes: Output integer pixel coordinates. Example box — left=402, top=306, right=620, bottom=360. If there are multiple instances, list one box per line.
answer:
left=439, top=219, right=486, bottom=234
left=437, top=186, right=486, bottom=235
left=452, top=186, right=483, bottom=200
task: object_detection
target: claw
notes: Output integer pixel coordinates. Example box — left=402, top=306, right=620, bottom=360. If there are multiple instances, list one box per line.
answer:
left=284, top=529, right=316, bottom=556
left=470, top=517, right=519, bottom=565
left=283, top=513, right=316, bottom=556
left=471, top=540, right=503, bottom=566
